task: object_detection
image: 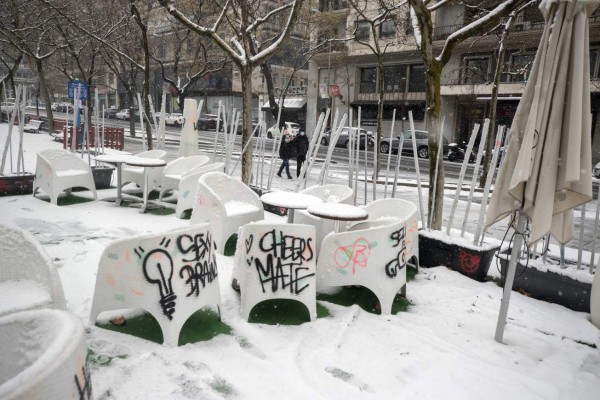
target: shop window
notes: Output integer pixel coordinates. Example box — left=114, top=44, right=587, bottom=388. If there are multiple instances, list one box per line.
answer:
left=359, top=67, right=376, bottom=93
left=383, top=65, right=406, bottom=92
left=408, top=65, right=426, bottom=92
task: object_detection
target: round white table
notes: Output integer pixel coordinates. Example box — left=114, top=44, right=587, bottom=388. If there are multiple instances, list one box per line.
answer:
left=306, top=202, right=368, bottom=232
left=124, top=158, right=167, bottom=213
left=260, top=191, right=322, bottom=223
left=94, top=154, right=139, bottom=206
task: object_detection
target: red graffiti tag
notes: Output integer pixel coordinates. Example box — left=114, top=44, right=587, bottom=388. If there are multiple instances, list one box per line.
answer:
left=458, top=249, right=480, bottom=274
left=333, top=238, right=370, bottom=274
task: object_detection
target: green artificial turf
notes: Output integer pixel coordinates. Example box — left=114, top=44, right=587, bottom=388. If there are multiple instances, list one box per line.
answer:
left=55, top=193, right=96, bottom=206
left=317, top=286, right=410, bottom=314
left=247, top=300, right=331, bottom=325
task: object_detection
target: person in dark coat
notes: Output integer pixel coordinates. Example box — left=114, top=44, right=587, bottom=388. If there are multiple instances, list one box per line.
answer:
left=294, top=131, right=309, bottom=177
left=277, top=132, right=294, bottom=179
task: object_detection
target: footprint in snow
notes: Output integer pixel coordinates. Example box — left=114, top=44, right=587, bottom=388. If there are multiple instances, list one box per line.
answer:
left=235, top=335, right=266, bottom=359
left=325, top=366, right=371, bottom=392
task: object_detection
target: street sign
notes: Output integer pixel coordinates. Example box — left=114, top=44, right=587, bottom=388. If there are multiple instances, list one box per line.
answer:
left=68, top=80, right=88, bottom=100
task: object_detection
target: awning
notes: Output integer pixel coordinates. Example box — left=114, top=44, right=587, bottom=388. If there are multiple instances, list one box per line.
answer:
left=261, top=97, right=307, bottom=110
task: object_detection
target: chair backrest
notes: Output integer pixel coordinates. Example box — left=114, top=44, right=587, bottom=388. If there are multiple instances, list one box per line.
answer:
left=136, top=149, right=167, bottom=160
left=0, top=224, right=66, bottom=315
left=236, top=221, right=317, bottom=321
left=317, top=218, right=407, bottom=315
left=300, top=184, right=354, bottom=204
left=166, top=155, right=210, bottom=175
left=0, top=309, right=90, bottom=400
left=89, top=224, right=221, bottom=346
left=38, top=149, right=90, bottom=173
left=184, top=162, right=225, bottom=179
left=197, top=171, right=261, bottom=205
left=362, top=198, right=419, bottom=268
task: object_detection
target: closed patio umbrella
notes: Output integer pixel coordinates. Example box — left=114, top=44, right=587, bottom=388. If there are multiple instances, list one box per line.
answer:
left=485, top=0, right=597, bottom=343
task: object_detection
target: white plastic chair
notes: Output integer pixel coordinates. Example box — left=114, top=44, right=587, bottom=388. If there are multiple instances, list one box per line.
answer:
left=316, top=218, right=406, bottom=315
left=190, top=172, right=264, bottom=253
left=174, top=162, right=226, bottom=218
left=158, top=155, right=211, bottom=201
left=89, top=224, right=221, bottom=346
left=360, top=198, right=419, bottom=270
left=0, top=224, right=66, bottom=317
left=0, top=309, right=91, bottom=400
left=234, top=221, right=317, bottom=321
left=294, top=184, right=354, bottom=245
left=33, top=149, right=97, bottom=205
left=121, top=149, right=167, bottom=193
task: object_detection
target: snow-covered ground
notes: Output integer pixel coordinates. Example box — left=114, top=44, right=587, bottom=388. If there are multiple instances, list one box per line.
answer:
left=1, top=124, right=599, bottom=399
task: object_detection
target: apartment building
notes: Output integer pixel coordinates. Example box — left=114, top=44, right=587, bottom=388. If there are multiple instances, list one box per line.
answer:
left=307, top=0, right=600, bottom=163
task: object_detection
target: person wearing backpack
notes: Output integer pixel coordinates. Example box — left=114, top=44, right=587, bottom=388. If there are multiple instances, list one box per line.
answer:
left=294, top=131, right=309, bottom=178
left=277, top=131, right=294, bottom=179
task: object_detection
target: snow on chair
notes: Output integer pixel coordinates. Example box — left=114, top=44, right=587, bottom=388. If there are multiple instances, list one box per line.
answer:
left=190, top=171, right=264, bottom=253
left=33, top=149, right=97, bottom=205
left=316, top=217, right=407, bottom=315
left=174, top=162, right=225, bottom=219
left=0, top=309, right=91, bottom=400
left=235, top=221, right=317, bottom=322
left=359, top=198, right=419, bottom=271
left=294, top=184, right=354, bottom=247
left=120, top=149, right=167, bottom=193
left=0, top=224, right=66, bottom=318
left=158, top=154, right=211, bottom=201
left=89, top=224, right=221, bottom=346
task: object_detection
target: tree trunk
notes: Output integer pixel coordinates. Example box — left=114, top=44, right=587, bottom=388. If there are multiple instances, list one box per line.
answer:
left=425, top=64, right=444, bottom=230
left=128, top=89, right=136, bottom=137
left=260, top=62, right=279, bottom=119
left=240, top=68, right=254, bottom=184
left=34, top=59, right=54, bottom=134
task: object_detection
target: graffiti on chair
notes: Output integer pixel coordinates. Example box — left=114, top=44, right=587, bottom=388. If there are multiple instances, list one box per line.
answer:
left=385, top=227, right=407, bottom=278
left=74, top=356, right=93, bottom=400
left=333, top=237, right=370, bottom=275
left=138, top=244, right=178, bottom=320
left=246, top=229, right=315, bottom=294
left=405, top=220, right=418, bottom=256
left=178, top=232, right=218, bottom=297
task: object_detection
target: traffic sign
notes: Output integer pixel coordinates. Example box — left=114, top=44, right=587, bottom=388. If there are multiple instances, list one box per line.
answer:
left=68, top=80, right=88, bottom=100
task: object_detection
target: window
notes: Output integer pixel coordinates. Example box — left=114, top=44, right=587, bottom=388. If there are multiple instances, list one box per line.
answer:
left=359, top=67, right=376, bottom=93
left=408, top=65, right=426, bottom=92
left=355, top=21, right=370, bottom=40
left=380, top=18, right=396, bottom=37
left=509, top=52, right=535, bottom=82
left=463, top=55, right=491, bottom=84
left=383, top=65, right=406, bottom=92
left=591, top=47, right=599, bottom=79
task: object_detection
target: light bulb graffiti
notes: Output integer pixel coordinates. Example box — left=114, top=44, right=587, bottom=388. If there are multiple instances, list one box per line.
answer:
left=138, top=242, right=177, bottom=320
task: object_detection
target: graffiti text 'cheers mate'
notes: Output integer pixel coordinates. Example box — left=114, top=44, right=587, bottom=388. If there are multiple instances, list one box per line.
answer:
left=252, top=229, right=314, bottom=294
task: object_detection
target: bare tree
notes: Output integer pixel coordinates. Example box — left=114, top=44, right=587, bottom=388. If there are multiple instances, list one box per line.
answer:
left=408, top=0, right=528, bottom=230
left=0, top=47, right=23, bottom=115
left=158, top=0, right=305, bottom=184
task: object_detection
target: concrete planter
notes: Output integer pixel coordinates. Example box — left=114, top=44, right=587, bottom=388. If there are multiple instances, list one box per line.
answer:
left=0, top=173, right=35, bottom=196
left=418, top=231, right=499, bottom=282
left=498, top=252, right=592, bottom=312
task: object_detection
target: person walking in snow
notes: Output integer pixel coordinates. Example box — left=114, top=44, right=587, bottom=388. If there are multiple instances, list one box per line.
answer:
left=293, top=130, right=309, bottom=178
left=277, top=131, right=294, bottom=179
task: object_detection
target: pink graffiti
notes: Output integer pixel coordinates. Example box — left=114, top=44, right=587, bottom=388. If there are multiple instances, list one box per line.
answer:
left=333, top=238, right=370, bottom=274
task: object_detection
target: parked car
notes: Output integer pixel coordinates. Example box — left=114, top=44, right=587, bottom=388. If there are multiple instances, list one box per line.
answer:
left=267, top=121, right=300, bottom=139
left=594, top=162, right=600, bottom=178
left=379, top=130, right=448, bottom=159
left=115, top=109, right=130, bottom=120
left=103, top=108, right=119, bottom=119
left=197, top=114, right=223, bottom=131
left=165, top=113, right=184, bottom=126
left=321, top=127, right=375, bottom=149
left=23, top=119, right=47, bottom=133
left=55, top=103, right=74, bottom=113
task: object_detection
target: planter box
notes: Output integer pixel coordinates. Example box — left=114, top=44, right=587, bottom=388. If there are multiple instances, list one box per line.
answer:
left=92, top=166, right=114, bottom=190
left=418, top=231, right=499, bottom=282
left=0, top=173, right=35, bottom=196
left=498, top=252, right=592, bottom=312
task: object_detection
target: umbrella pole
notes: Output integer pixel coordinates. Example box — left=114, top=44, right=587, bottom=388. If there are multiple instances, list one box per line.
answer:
left=577, top=203, right=586, bottom=269
left=495, top=210, right=528, bottom=343
left=589, top=195, right=599, bottom=273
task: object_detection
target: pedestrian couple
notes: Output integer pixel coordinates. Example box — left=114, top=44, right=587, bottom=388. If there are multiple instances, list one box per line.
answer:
left=277, top=129, right=309, bottom=179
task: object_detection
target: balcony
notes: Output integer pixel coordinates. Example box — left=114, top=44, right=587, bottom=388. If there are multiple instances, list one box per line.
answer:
left=433, top=19, right=544, bottom=41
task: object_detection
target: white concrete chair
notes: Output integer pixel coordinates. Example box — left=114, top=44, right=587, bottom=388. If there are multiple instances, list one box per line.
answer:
left=190, top=172, right=264, bottom=253
left=294, top=184, right=354, bottom=246
left=0, top=224, right=66, bottom=318
left=174, top=162, right=226, bottom=218
left=0, top=309, right=91, bottom=400
left=90, top=224, right=221, bottom=346
left=33, top=149, right=97, bottom=205
left=121, top=149, right=167, bottom=193
left=359, top=198, right=419, bottom=271
left=158, top=155, right=211, bottom=201
left=316, top=217, right=407, bottom=315
left=234, top=221, right=317, bottom=322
